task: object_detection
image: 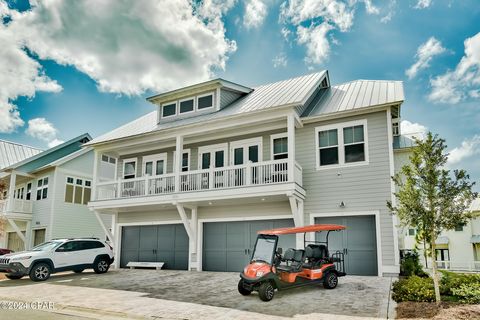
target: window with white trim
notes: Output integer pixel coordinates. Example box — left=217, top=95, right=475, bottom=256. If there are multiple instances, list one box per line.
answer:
left=174, top=150, right=190, bottom=172
left=26, top=183, right=32, bottom=200
left=123, top=158, right=137, bottom=179
left=162, top=102, right=177, bottom=118
left=197, top=93, right=214, bottom=110
left=36, top=177, right=49, bottom=200
left=271, top=134, right=288, bottom=160
left=101, top=154, right=116, bottom=164
left=315, top=120, right=368, bottom=169
left=65, top=176, right=91, bottom=205
left=179, top=98, right=194, bottom=114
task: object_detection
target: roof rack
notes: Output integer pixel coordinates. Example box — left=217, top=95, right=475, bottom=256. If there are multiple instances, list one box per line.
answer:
left=51, top=237, right=100, bottom=240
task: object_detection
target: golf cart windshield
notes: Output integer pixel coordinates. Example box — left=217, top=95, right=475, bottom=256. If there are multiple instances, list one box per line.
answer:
left=251, top=235, right=277, bottom=264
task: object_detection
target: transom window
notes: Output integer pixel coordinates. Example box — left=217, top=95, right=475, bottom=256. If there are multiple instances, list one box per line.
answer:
left=315, top=120, right=368, bottom=169
left=162, top=102, right=177, bottom=118
left=36, top=177, right=49, bottom=200
left=197, top=93, right=213, bottom=110
left=65, top=176, right=92, bottom=205
left=101, top=154, right=116, bottom=164
left=179, top=98, right=194, bottom=114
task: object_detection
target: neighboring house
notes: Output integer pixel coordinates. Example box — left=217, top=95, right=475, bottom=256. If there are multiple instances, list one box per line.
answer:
left=0, top=140, right=43, bottom=171
left=0, top=133, right=109, bottom=252
left=86, top=71, right=406, bottom=276
left=401, top=199, right=480, bottom=271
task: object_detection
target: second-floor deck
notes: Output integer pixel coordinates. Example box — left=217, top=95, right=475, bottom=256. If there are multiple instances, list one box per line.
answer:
left=0, top=198, right=33, bottom=216
left=95, top=159, right=303, bottom=202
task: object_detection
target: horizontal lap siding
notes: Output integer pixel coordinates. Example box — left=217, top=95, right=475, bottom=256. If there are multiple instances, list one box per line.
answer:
left=31, top=169, right=54, bottom=227
left=297, top=110, right=395, bottom=266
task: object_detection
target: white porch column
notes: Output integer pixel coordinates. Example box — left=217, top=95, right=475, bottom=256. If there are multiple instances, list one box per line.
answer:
left=189, top=206, right=198, bottom=270
left=287, top=114, right=296, bottom=182
left=289, top=195, right=304, bottom=249
left=7, top=172, right=16, bottom=212
left=25, top=220, right=32, bottom=250
left=175, top=136, right=184, bottom=193
left=91, top=150, right=100, bottom=201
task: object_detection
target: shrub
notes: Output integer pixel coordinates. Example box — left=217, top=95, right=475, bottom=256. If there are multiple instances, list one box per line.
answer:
left=392, top=276, right=435, bottom=302
left=400, top=251, right=428, bottom=277
left=451, top=283, right=480, bottom=304
left=440, top=271, right=480, bottom=296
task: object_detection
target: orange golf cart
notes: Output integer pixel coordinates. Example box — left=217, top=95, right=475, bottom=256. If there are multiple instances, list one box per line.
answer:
left=238, top=224, right=346, bottom=301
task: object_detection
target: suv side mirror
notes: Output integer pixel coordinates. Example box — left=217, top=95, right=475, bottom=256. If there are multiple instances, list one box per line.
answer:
left=56, top=247, right=66, bottom=252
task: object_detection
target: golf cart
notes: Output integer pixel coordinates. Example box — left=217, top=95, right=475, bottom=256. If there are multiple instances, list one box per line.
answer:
left=238, top=224, right=346, bottom=301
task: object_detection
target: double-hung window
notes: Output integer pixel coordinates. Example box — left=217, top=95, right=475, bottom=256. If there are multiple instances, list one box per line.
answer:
left=271, top=134, right=288, bottom=160
left=315, top=120, right=368, bottom=169
left=65, top=177, right=92, bottom=205
left=36, top=177, right=49, bottom=200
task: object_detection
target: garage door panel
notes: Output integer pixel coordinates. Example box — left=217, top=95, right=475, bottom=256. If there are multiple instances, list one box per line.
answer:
left=226, top=252, right=246, bottom=272
left=203, top=223, right=226, bottom=251
left=122, top=227, right=140, bottom=250
left=157, top=225, right=175, bottom=251
left=174, top=225, right=189, bottom=251
left=315, top=215, right=377, bottom=276
left=203, top=252, right=226, bottom=271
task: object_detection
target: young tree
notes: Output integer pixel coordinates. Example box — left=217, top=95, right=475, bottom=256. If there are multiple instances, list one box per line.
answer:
left=388, top=132, right=478, bottom=304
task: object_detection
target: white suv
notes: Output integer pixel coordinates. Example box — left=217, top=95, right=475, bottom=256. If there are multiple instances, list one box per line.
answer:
left=0, top=238, right=114, bottom=281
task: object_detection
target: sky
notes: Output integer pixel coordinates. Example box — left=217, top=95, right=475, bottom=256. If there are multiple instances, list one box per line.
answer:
left=0, top=0, right=479, bottom=187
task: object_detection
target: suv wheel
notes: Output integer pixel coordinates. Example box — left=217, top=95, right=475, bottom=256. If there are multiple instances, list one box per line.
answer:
left=93, top=257, right=110, bottom=274
left=29, top=263, right=51, bottom=282
left=6, top=274, right=23, bottom=280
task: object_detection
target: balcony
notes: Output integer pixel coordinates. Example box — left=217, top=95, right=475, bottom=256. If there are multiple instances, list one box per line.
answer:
left=95, top=159, right=303, bottom=203
left=0, top=198, right=33, bottom=216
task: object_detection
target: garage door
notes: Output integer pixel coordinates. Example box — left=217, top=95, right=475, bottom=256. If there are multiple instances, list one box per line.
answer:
left=120, top=224, right=188, bottom=270
left=315, top=215, right=377, bottom=276
left=7, top=232, right=25, bottom=252
left=203, top=219, right=295, bottom=272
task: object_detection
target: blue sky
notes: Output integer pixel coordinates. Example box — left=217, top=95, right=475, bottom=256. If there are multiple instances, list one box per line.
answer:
left=1, top=0, right=479, bottom=186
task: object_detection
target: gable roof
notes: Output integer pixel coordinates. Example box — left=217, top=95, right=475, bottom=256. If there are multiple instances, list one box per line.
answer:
left=88, top=71, right=327, bottom=145
left=2, top=133, right=92, bottom=173
left=0, top=140, right=43, bottom=170
left=303, top=80, right=404, bottom=118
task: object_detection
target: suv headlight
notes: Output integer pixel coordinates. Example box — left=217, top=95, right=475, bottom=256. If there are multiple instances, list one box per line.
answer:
left=11, top=256, right=32, bottom=261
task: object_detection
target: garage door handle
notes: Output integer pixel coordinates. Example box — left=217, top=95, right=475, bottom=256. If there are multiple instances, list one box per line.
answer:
left=244, top=249, right=247, bottom=255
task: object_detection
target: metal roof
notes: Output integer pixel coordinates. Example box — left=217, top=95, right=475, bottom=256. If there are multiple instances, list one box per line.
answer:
left=303, top=80, right=404, bottom=117
left=89, top=71, right=327, bottom=145
left=0, top=140, right=42, bottom=170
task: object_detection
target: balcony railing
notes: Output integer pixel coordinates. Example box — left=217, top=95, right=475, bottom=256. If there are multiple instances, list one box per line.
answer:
left=0, top=199, right=33, bottom=214
left=96, top=159, right=302, bottom=201
left=436, top=260, right=480, bottom=272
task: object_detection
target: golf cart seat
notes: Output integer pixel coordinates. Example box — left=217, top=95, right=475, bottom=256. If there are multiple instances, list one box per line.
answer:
left=277, top=249, right=305, bottom=273
left=303, top=244, right=329, bottom=268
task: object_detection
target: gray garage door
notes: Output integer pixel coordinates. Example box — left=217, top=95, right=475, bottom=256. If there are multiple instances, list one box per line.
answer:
left=203, top=219, right=295, bottom=272
left=315, top=215, right=378, bottom=276
left=120, top=224, right=188, bottom=270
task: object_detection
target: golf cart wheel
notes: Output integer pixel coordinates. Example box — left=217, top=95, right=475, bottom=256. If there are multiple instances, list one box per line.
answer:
left=29, top=262, right=51, bottom=282
left=93, top=257, right=110, bottom=274
left=238, top=279, right=252, bottom=296
left=74, top=269, right=85, bottom=273
left=5, top=274, right=23, bottom=280
left=258, top=281, right=275, bottom=302
left=323, top=272, right=338, bottom=289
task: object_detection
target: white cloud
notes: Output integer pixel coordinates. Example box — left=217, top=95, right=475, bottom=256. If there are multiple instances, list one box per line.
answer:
left=400, top=120, right=428, bottom=139
left=7, top=0, right=236, bottom=97
left=362, top=0, right=380, bottom=15
left=25, top=118, right=64, bottom=148
left=297, top=22, right=333, bottom=64
left=0, top=3, right=61, bottom=133
left=244, top=0, right=268, bottom=29
left=406, top=37, right=446, bottom=79
left=272, top=53, right=288, bottom=68
left=429, top=32, right=480, bottom=104
left=447, top=135, right=480, bottom=166
left=414, top=0, right=432, bottom=9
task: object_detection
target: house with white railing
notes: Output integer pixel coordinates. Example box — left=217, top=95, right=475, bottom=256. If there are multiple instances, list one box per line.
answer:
left=87, top=71, right=408, bottom=276
left=401, top=199, right=480, bottom=272
left=0, top=134, right=110, bottom=251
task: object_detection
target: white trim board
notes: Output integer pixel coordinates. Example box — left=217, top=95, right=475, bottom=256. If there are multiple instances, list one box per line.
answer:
left=309, top=211, right=383, bottom=277
left=197, top=214, right=294, bottom=271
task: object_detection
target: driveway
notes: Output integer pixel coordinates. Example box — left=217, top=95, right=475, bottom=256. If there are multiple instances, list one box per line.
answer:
left=0, top=269, right=396, bottom=319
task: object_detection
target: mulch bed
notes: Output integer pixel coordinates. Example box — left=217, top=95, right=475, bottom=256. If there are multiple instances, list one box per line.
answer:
left=397, top=301, right=480, bottom=319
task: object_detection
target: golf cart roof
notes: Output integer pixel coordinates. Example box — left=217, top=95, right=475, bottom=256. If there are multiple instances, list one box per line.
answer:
left=258, top=224, right=346, bottom=235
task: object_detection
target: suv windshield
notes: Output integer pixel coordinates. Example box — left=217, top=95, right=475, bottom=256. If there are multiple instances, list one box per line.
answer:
left=32, top=241, right=62, bottom=251
left=251, top=235, right=277, bottom=264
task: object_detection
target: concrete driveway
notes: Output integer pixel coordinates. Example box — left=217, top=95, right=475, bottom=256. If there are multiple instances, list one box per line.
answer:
left=0, top=269, right=395, bottom=319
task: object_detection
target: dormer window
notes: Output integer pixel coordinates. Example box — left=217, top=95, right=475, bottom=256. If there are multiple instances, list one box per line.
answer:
left=179, top=98, right=194, bottom=114
left=162, top=102, right=177, bottom=117
left=197, top=93, right=214, bottom=110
